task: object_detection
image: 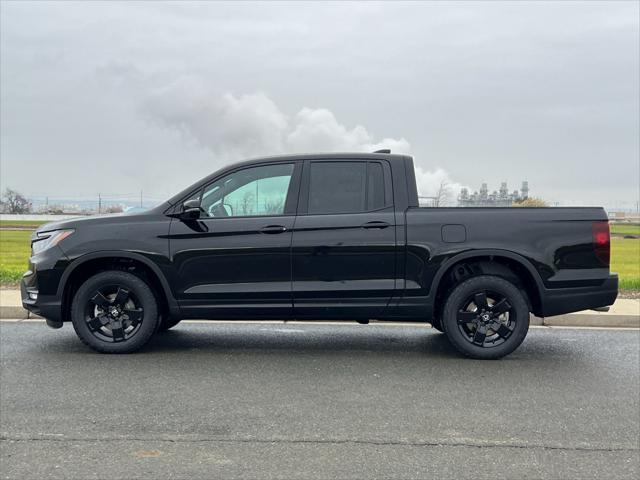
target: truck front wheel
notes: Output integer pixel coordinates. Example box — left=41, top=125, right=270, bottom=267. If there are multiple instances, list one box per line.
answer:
left=71, top=270, right=159, bottom=353
left=441, top=275, right=529, bottom=359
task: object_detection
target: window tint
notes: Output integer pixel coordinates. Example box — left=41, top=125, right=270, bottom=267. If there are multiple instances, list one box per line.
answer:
left=200, top=163, right=294, bottom=217
left=307, top=161, right=389, bottom=214
left=367, top=162, right=385, bottom=210
left=308, top=162, right=366, bottom=214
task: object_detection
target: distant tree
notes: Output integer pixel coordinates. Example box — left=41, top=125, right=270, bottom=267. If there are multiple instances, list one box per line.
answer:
left=240, top=191, right=255, bottom=215
left=513, top=197, right=549, bottom=207
left=103, top=205, right=124, bottom=213
left=433, top=181, right=451, bottom=207
left=1, top=188, right=31, bottom=214
left=263, top=198, right=284, bottom=215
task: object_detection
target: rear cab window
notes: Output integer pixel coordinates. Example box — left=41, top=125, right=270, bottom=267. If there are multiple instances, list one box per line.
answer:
left=304, top=160, right=392, bottom=215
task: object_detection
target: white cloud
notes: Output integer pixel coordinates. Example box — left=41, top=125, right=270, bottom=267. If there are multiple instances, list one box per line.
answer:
left=142, top=77, right=412, bottom=159
left=286, top=108, right=411, bottom=154
left=414, top=166, right=467, bottom=206
left=142, top=77, right=288, bottom=158
left=141, top=74, right=466, bottom=205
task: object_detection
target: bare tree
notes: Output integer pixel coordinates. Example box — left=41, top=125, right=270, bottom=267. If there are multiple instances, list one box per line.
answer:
left=263, top=197, right=284, bottom=215
left=103, top=205, right=124, bottom=213
left=240, top=191, right=255, bottom=215
left=513, top=197, right=549, bottom=207
left=1, top=188, right=31, bottom=214
left=433, top=181, right=451, bottom=207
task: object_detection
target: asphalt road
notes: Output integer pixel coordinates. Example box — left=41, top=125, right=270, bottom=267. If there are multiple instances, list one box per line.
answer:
left=1, top=321, right=638, bottom=480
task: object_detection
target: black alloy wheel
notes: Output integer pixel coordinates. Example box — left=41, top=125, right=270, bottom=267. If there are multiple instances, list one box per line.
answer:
left=71, top=271, right=159, bottom=353
left=84, top=286, right=143, bottom=343
left=442, top=275, right=530, bottom=359
left=456, top=291, right=515, bottom=348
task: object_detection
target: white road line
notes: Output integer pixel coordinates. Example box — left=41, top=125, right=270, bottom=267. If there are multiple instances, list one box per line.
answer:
left=0, top=317, right=637, bottom=331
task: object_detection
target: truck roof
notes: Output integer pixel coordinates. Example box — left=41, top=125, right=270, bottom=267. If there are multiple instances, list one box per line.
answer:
left=237, top=151, right=409, bottom=163
left=166, top=152, right=413, bottom=206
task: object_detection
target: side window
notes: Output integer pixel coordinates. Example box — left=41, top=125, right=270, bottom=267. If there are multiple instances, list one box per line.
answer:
left=308, top=162, right=366, bottom=214
left=307, top=161, right=389, bottom=215
left=200, top=163, right=294, bottom=217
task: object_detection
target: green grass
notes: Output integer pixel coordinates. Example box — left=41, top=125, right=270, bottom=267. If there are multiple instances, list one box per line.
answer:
left=1, top=229, right=638, bottom=290
left=0, top=230, right=32, bottom=283
left=0, top=219, right=46, bottom=229
left=611, top=237, right=640, bottom=290
left=611, top=223, right=640, bottom=236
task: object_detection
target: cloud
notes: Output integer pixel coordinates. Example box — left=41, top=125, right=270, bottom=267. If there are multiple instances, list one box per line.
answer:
left=141, top=76, right=288, bottom=158
left=141, top=75, right=412, bottom=158
left=286, top=108, right=411, bottom=154
left=414, top=166, right=466, bottom=206
left=141, top=74, right=465, bottom=203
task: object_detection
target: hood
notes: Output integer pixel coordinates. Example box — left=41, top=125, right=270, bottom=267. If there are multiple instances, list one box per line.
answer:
left=35, top=203, right=171, bottom=234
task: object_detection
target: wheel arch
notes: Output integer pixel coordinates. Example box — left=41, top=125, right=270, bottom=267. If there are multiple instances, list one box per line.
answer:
left=430, top=249, right=544, bottom=318
left=58, top=251, right=180, bottom=322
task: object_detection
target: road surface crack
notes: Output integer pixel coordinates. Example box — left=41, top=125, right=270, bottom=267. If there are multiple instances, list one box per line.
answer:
left=1, top=434, right=637, bottom=453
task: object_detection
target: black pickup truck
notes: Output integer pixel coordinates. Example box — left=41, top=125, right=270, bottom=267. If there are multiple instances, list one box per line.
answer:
left=22, top=152, right=618, bottom=358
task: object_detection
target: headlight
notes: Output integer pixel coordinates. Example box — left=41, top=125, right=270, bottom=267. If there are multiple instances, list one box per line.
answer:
left=31, top=229, right=74, bottom=255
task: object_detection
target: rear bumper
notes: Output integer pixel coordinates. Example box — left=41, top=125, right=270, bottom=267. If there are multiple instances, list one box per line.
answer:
left=541, top=273, right=618, bottom=317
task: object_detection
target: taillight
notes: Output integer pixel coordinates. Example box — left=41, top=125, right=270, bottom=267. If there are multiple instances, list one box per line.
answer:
left=592, top=221, right=610, bottom=266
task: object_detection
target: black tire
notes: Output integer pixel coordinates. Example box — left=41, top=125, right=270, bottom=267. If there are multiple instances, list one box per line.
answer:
left=158, top=317, right=181, bottom=332
left=71, top=270, right=159, bottom=353
left=441, top=275, right=529, bottom=359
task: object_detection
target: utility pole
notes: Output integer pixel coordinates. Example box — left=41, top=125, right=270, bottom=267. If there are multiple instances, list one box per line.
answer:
left=140, top=190, right=143, bottom=208
left=98, top=193, right=101, bottom=214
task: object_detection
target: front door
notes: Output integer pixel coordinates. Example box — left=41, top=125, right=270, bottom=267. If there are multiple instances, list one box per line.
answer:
left=292, top=160, right=397, bottom=319
left=169, top=161, right=300, bottom=319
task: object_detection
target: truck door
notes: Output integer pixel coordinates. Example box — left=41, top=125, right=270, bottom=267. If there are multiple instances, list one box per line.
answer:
left=169, top=161, right=301, bottom=318
left=291, top=160, right=396, bottom=319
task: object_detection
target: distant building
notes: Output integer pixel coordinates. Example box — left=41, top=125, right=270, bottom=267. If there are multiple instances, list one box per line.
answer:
left=458, top=181, right=529, bottom=207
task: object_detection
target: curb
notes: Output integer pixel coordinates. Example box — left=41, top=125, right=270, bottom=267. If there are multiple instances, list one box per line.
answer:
left=539, top=313, right=639, bottom=328
left=0, top=306, right=34, bottom=319
left=0, top=306, right=638, bottom=328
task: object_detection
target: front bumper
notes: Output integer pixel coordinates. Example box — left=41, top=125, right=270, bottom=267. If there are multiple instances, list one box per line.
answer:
left=21, top=276, right=64, bottom=323
left=20, top=247, right=67, bottom=324
left=541, top=273, right=618, bottom=318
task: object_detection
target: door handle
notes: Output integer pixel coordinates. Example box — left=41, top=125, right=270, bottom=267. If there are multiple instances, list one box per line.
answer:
left=361, top=221, right=390, bottom=229
left=260, top=225, right=287, bottom=234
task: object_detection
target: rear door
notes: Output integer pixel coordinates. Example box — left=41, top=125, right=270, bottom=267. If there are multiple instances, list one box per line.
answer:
left=169, top=161, right=301, bottom=318
left=292, top=160, right=397, bottom=319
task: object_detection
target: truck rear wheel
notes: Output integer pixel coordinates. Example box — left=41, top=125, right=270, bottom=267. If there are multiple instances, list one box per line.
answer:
left=441, top=275, right=529, bottom=359
left=71, top=271, right=159, bottom=353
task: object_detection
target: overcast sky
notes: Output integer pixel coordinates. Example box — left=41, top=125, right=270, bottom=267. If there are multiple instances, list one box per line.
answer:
left=1, top=1, right=638, bottom=208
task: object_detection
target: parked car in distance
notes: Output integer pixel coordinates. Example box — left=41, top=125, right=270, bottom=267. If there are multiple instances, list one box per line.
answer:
left=22, top=152, right=618, bottom=358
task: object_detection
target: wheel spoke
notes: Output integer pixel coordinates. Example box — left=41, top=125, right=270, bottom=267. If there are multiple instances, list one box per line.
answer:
left=113, top=287, right=130, bottom=306
left=473, top=325, right=487, bottom=345
left=110, top=319, right=125, bottom=342
left=91, top=292, right=111, bottom=309
left=457, top=310, right=477, bottom=324
left=491, top=298, right=512, bottom=316
left=123, top=308, right=143, bottom=326
left=495, top=324, right=512, bottom=339
left=87, top=314, right=109, bottom=331
left=473, top=292, right=488, bottom=310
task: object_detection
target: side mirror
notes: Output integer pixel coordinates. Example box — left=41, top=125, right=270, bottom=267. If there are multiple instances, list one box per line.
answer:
left=180, top=199, right=201, bottom=220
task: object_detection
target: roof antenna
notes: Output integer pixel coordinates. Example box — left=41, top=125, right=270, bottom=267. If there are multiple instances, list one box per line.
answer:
left=373, top=149, right=391, bottom=154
